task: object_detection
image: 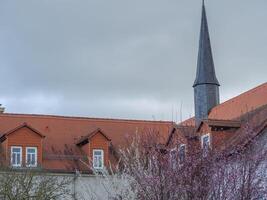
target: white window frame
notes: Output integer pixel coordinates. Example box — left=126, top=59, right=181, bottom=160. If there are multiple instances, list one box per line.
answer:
left=93, top=149, right=104, bottom=169
left=26, top=147, right=38, bottom=167
left=178, top=144, right=186, bottom=162
left=11, top=146, right=22, bottom=167
left=201, top=133, right=211, bottom=156
left=201, top=133, right=211, bottom=148
left=169, top=148, right=177, bottom=169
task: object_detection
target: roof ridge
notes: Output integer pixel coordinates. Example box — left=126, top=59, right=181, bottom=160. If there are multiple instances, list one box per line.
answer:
left=204, top=119, right=241, bottom=122
left=211, top=82, right=267, bottom=111
left=0, top=113, right=173, bottom=124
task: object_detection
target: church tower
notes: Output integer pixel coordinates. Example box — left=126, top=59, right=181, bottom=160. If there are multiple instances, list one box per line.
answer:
left=193, top=1, right=220, bottom=126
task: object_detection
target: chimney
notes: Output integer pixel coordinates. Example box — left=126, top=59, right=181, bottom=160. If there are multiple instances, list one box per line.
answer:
left=0, top=104, right=5, bottom=113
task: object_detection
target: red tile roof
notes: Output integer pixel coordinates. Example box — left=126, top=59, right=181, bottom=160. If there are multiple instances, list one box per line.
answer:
left=209, top=82, right=267, bottom=120
left=220, top=104, right=267, bottom=151
left=180, top=82, right=267, bottom=127
left=1, top=83, right=266, bottom=172
left=179, top=117, right=195, bottom=126
left=0, top=113, right=174, bottom=172
left=171, top=83, right=267, bottom=148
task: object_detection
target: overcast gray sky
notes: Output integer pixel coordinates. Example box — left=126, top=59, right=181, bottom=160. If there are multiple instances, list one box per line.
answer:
left=0, top=0, right=266, bottom=122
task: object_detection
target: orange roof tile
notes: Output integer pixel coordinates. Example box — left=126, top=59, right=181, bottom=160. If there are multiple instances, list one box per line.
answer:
left=180, top=82, right=267, bottom=127
left=170, top=83, right=267, bottom=150
left=220, top=104, right=267, bottom=151
left=179, top=117, right=195, bottom=126
left=0, top=113, right=174, bottom=172
left=76, top=128, right=111, bottom=146
left=209, top=82, right=267, bottom=120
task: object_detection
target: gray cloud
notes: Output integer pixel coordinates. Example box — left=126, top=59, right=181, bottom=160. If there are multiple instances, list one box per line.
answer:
left=0, top=0, right=266, bottom=121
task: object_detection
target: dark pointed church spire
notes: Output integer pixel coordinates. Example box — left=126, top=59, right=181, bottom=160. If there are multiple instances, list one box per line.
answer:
left=193, top=1, right=220, bottom=125
left=193, top=1, right=219, bottom=87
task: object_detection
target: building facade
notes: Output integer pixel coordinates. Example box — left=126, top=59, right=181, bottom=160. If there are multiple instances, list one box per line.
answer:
left=0, top=1, right=266, bottom=199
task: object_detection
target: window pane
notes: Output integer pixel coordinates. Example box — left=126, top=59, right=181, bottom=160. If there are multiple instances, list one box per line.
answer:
left=202, top=135, right=210, bottom=157
left=12, top=154, right=16, bottom=165
left=31, top=154, right=35, bottom=165
left=203, top=136, right=210, bottom=147
left=13, top=148, right=20, bottom=153
left=203, top=136, right=209, bottom=144
left=27, top=149, right=35, bottom=153
left=98, top=158, right=102, bottom=167
left=94, top=151, right=102, bottom=156
left=179, top=146, right=185, bottom=162
left=11, top=147, right=22, bottom=166
left=26, top=148, right=37, bottom=166
left=93, top=157, right=97, bottom=167
left=93, top=150, right=103, bottom=168
left=17, top=154, right=20, bottom=164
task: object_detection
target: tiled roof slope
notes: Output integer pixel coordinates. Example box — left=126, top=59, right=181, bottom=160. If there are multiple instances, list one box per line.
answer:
left=176, top=82, right=267, bottom=141
left=209, top=82, right=267, bottom=120
left=0, top=113, right=173, bottom=172
left=180, top=82, right=267, bottom=127
left=221, top=104, right=267, bottom=151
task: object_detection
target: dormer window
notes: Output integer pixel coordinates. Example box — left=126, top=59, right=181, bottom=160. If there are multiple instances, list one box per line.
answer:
left=11, top=146, right=22, bottom=167
left=76, top=129, right=111, bottom=170
left=1, top=123, right=45, bottom=168
left=201, top=134, right=211, bottom=156
left=93, top=149, right=104, bottom=169
left=26, top=147, right=37, bottom=167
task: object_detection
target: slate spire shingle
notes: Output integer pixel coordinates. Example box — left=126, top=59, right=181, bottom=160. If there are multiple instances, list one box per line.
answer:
left=193, top=1, right=220, bottom=87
